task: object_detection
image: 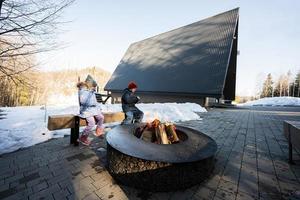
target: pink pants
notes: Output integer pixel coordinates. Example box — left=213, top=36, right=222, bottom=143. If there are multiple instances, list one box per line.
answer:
left=82, top=114, right=104, bottom=136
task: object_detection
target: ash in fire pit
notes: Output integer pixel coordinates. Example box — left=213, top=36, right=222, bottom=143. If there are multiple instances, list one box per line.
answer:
left=134, top=119, right=187, bottom=144
left=106, top=123, right=217, bottom=192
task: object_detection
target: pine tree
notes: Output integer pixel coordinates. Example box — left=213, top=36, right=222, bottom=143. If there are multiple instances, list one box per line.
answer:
left=294, top=71, right=300, bottom=97
left=261, top=73, right=274, bottom=98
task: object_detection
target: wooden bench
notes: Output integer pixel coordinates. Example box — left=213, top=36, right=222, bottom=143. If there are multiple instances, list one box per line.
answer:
left=283, top=120, right=300, bottom=164
left=48, top=112, right=124, bottom=146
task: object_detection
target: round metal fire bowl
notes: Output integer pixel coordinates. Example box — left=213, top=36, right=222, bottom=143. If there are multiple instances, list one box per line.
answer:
left=106, top=124, right=217, bottom=191
left=106, top=124, right=217, bottom=163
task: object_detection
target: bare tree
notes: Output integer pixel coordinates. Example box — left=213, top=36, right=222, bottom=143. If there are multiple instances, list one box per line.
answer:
left=287, top=70, right=292, bottom=96
left=255, top=72, right=265, bottom=98
left=0, top=0, right=74, bottom=85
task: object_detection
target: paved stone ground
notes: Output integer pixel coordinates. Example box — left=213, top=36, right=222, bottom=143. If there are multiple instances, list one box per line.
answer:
left=0, top=107, right=300, bottom=200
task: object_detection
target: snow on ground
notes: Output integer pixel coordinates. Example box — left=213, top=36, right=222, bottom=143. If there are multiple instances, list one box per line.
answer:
left=0, top=103, right=206, bottom=155
left=47, top=93, right=79, bottom=106
left=240, top=97, right=300, bottom=107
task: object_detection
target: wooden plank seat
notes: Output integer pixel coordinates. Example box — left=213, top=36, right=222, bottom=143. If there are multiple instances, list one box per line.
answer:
left=48, top=112, right=125, bottom=146
left=283, top=120, right=300, bottom=164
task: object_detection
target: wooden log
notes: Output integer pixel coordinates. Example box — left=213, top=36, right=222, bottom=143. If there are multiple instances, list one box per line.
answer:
left=134, top=125, right=148, bottom=138
left=154, top=126, right=162, bottom=144
left=141, top=130, right=154, bottom=143
left=134, top=126, right=143, bottom=138
left=158, top=124, right=170, bottom=144
left=165, top=124, right=180, bottom=143
left=152, top=119, right=160, bottom=128
left=47, top=112, right=125, bottom=131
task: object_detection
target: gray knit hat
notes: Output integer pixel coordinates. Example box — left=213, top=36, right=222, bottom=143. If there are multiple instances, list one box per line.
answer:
left=85, top=75, right=97, bottom=87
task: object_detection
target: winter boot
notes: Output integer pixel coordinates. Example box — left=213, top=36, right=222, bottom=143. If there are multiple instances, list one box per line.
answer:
left=94, top=127, right=104, bottom=138
left=78, top=135, right=91, bottom=146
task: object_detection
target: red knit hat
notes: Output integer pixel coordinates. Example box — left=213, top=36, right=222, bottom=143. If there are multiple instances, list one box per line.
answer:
left=128, top=81, right=137, bottom=89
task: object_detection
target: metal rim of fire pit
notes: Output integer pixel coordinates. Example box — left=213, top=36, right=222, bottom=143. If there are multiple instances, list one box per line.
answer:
left=106, top=124, right=217, bottom=191
left=106, top=124, right=217, bottom=163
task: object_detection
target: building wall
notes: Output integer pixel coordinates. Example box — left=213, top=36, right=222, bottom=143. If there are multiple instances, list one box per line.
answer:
left=110, top=92, right=211, bottom=106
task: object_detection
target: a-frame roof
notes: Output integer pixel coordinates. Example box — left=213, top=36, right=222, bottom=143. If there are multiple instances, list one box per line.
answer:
left=105, top=8, right=239, bottom=98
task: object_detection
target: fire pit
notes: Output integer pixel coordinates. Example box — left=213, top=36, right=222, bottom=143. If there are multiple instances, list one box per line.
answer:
left=106, top=121, right=217, bottom=192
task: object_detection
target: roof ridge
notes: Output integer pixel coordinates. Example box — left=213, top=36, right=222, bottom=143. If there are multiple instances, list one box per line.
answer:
left=130, top=7, right=239, bottom=45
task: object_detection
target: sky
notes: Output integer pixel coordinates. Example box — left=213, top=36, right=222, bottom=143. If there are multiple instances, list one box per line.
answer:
left=37, top=0, right=300, bottom=96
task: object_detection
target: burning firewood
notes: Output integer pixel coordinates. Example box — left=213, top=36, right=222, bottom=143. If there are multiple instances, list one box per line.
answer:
left=134, top=126, right=144, bottom=138
left=138, top=123, right=155, bottom=142
left=165, top=123, right=179, bottom=143
left=136, top=119, right=179, bottom=144
left=151, top=119, right=160, bottom=128
left=154, top=125, right=162, bottom=144
left=156, top=124, right=171, bottom=144
left=141, top=130, right=154, bottom=142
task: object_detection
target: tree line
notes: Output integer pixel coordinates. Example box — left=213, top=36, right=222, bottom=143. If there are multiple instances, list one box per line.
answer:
left=260, top=70, right=300, bottom=98
left=0, top=67, right=111, bottom=107
left=0, top=0, right=74, bottom=106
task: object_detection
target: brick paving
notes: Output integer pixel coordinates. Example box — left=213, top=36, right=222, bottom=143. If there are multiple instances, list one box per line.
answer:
left=0, top=107, right=300, bottom=200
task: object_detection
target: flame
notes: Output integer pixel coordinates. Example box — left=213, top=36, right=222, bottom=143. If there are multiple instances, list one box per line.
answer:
left=144, top=111, right=161, bottom=124
left=151, top=119, right=161, bottom=128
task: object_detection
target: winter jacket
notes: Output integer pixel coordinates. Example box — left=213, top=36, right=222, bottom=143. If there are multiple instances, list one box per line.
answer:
left=121, top=88, right=139, bottom=113
left=78, top=88, right=101, bottom=118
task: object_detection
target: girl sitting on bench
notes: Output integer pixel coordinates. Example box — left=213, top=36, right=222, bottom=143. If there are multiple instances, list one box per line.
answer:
left=77, top=75, right=104, bottom=145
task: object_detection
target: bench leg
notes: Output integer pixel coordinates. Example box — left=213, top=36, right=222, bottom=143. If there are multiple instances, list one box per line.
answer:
left=288, top=125, right=294, bottom=164
left=70, top=116, right=80, bottom=146
left=74, top=116, right=80, bottom=146
left=70, top=128, right=75, bottom=144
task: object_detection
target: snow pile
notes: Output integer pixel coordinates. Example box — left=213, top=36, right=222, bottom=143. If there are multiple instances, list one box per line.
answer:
left=100, top=103, right=206, bottom=122
left=240, top=97, right=300, bottom=107
left=138, top=103, right=206, bottom=122
left=0, top=103, right=206, bottom=155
